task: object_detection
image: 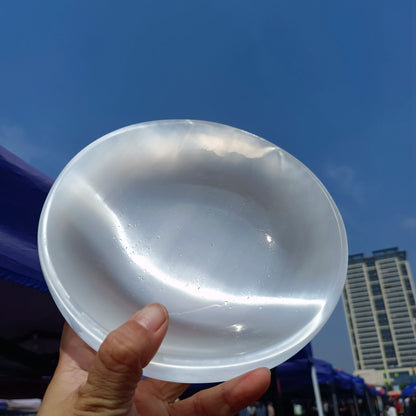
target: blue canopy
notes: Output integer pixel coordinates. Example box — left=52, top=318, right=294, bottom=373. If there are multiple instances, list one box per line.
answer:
left=402, top=381, right=416, bottom=397
left=275, top=358, right=334, bottom=395
left=352, top=376, right=365, bottom=396
left=0, top=146, right=63, bottom=396
left=366, top=386, right=381, bottom=397
left=0, top=146, right=53, bottom=291
left=334, top=369, right=354, bottom=391
left=276, top=359, right=368, bottom=396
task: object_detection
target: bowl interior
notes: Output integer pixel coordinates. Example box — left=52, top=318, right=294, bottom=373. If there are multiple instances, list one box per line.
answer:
left=38, top=120, right=347, bottom=382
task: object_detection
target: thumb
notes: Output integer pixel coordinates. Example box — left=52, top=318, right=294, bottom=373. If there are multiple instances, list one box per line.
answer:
left=75, top=303, right=169, bottom=415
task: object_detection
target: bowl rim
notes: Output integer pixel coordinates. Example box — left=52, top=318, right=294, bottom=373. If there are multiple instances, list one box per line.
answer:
left=38, top=119, right=348, bottom=382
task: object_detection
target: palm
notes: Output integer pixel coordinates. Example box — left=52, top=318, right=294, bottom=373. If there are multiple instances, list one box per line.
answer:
left=40, top=323, right=270, bottom=416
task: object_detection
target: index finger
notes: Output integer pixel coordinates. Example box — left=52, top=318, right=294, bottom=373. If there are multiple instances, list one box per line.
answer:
left=170, top=368, right=271, bottom=416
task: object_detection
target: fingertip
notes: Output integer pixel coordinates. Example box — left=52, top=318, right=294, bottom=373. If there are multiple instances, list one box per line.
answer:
left=250, top=367, right=271, bottom=380
left=243, top=367, right=271, bottom=390
left=229, top=367, right=271, bottom=405
left=251, top=367, right=271, bottom=375
left=131, top=303, right=169, bottom=333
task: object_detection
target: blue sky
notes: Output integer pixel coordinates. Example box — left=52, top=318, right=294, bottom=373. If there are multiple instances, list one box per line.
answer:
left=1, top=1, right=414, bottom=373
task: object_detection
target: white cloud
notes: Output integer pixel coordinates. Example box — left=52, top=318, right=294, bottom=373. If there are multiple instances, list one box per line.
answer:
left=0, top=124, right=41, bottom=164
left=402, top=217, right=416, bottom=229
left=326, top=164, right=365, bottom=205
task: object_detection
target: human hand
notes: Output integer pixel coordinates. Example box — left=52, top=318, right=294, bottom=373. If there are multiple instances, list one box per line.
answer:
left=38, top=303, right=270, bottom=416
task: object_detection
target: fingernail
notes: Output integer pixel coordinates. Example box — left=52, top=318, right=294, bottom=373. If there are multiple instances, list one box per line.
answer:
left=132, top=303, right=167, bottom=332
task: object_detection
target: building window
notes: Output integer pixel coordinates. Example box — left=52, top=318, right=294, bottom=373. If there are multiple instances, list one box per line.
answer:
left=397, top=340, right=416, bottom=347
left=381, top=328, right=392, bottom=341
left=378, top=260, right=397, bottom=268
left=387, top=359, right=398, bottom=367
left=358, top=329, right=377, bottom=336
left=368, top=270, right=378, bottom=281
left=389, top=298, right=406, bottom=307
left=401, top=264, right=408, bottom=275
left=352, top=297, right=370, bottom=305
left=404, top=277, right=412, bottom=291
left=384, top=344, right=397, bottom=358
left=354, top=306, right=372, bottom=314
left=400, top=352, right=416, bottom=358
left=374, top=298, right=386, bottom=310
left=396, top=335, right=414, bottom=342
left=361, top=343, right=380, bottom=350
left=363, top=357, right=383, bottom=362
left=386, top=291, right=405, bottom=299
left=391, top=312, right=411, bottom=319
left=349, top=285, right=367, bottom=292
left=395, top=328, right=413, bottom=335
left=371, top=284, right=382, bottom=296
left=408, top=293, right=416, bottom=306
left=401, top=346, right=416, bottom=353
left=361, top=341, right=380, bottom=347
left=383, top=276, right=400, bottom=284
left=355, top=313, right=373, bottom=320
left=365, top=259, right=375, bottom=266
left=377, top=313, right=389, bottom=326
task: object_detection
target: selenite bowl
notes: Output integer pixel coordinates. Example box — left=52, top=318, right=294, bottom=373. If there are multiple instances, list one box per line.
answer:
left=38, top=120, right=348, bottom=383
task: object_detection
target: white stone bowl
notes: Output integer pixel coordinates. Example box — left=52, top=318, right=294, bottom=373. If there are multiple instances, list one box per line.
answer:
left=38, top=120, right=348, bottom=383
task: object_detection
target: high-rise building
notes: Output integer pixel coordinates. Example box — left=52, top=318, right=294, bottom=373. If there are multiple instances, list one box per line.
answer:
left=342, top=248, right=416, bottom=385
